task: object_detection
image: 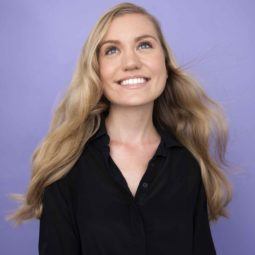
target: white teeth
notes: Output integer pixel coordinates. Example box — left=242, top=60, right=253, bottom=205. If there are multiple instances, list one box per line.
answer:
left=120, top=78, right=147, bottom=86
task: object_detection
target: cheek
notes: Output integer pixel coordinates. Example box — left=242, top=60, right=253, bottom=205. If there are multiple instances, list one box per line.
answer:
left=144, top=51, right=166, bottom=75
left=149, top=54, right=168, bottom=93
left=99, top=60, right=115, bottom=82
left=153, top=56, right=166, bottom=74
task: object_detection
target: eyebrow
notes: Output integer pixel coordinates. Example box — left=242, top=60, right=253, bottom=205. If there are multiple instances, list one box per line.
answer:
left=99, top=34, right=158, bottom=49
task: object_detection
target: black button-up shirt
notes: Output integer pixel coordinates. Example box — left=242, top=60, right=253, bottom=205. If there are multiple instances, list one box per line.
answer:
left=39, top=113, right=216, bottom=255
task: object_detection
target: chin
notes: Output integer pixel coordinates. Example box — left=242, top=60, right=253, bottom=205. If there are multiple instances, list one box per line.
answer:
left=112, top=97, right=156, bottom=107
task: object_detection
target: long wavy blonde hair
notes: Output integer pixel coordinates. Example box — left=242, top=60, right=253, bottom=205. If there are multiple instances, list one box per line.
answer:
left=6, top=2, right=233, bottom=226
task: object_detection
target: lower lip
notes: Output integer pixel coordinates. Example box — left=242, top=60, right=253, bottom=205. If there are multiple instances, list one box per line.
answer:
left=118, top=79, right=150, bottom=89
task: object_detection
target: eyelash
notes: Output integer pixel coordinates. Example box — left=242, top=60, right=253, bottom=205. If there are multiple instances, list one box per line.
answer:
left=104, top=41, right=153, bottom=55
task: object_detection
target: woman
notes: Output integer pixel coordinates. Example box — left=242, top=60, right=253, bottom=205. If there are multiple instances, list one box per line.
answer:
left=7, top=2, right=232, bottom=254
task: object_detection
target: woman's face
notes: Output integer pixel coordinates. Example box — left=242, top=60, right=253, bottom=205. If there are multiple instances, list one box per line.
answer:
left=98, top=13, right=168, bottom=107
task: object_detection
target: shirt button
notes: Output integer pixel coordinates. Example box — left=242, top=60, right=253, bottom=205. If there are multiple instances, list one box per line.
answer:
left=142, top=182, right=149, bottom=188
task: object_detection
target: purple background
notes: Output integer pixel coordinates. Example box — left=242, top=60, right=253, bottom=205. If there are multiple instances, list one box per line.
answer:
left=1, top=0, right=254, bottom=254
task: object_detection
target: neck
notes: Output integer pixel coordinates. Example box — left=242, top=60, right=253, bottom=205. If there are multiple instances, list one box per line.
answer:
left=104, top=103, right=160, bottom=146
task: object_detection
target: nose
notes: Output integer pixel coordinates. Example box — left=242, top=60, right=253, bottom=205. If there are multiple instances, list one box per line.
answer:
left=121, top=48, right=142, bottom=71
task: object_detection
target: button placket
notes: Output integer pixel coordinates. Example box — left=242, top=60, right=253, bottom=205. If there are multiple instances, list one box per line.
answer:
left=136, top=158, right=157, bottom=205
left=138, top=194, right=146, bottom=205
left=137, top=160, right=156, bottom=205
left=137, top=182, right=149, bottom=205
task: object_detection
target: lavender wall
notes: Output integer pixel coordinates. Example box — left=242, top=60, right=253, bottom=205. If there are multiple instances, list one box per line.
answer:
left=1, top=0, right=254, bottom=254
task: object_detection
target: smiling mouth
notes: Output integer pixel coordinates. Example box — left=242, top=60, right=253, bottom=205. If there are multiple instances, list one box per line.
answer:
left=116, top=77, right=151, bottom=85
left=115, top=77, right=151, bottom=90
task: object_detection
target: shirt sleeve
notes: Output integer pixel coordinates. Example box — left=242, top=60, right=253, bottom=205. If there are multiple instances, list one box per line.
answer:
left=192, top=179, right=217, bottom=255
left=38, top=180, right=81, bottom=255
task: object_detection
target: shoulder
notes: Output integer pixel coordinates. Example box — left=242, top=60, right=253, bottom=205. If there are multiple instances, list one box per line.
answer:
left=42, top=158, right=81, bottom=202
left=172, top=146, right=202, bottom=182
left=47, top=146, right=96, bottom=194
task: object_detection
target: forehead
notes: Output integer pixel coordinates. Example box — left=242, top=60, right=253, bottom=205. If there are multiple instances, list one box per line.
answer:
left=104, top=13, right=157, bottom=39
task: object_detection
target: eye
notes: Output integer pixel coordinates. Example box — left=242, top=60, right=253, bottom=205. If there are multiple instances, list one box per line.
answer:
left=105, top=46, right=118, bottom=56
left=138, top=41, right=153, bottom=50
left=104, top=41, right=153, bottom=56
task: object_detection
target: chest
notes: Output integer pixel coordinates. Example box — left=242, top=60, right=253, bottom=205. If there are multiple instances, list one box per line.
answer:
left=109, top=140, right=161, bottom=197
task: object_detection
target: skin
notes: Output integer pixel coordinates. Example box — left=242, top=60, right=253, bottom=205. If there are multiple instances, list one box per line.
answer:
left=98, top=13, right=168, bottom=147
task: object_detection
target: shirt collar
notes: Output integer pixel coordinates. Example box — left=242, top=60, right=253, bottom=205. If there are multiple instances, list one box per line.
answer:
left=88, top=112, right=184, bottom=153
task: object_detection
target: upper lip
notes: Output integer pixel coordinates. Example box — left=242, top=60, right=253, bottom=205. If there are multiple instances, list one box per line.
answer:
left=116, top=75, right=150, bottom=84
